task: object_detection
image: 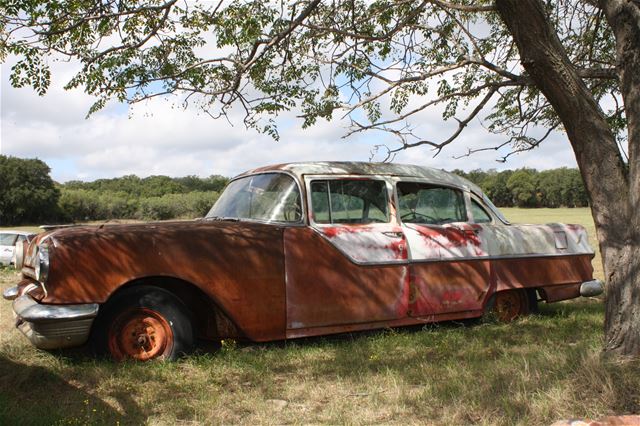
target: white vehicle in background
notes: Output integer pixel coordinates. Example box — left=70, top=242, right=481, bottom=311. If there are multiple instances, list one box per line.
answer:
left=0, top=231, right=36, bottom=266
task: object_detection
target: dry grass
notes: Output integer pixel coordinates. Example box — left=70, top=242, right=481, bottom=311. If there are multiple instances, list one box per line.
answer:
left=1, top=208, right=634, bottom=425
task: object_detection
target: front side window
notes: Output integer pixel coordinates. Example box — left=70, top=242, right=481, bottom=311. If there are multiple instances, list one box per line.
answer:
left=483, top=194, right=510, bottom=224
left=207, top=173, right=302, bottom=223
left=397, top=182, right=467, bottom=224
left=470, top=200, right=492, bottom=223
left=310, top=179, right=389, bottom=224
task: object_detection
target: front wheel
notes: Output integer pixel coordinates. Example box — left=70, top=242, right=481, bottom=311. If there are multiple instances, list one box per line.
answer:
left=93, top=286, right=194, bottom=361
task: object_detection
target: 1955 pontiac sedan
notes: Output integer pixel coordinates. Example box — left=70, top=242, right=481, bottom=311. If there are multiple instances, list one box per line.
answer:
left=3, top=162, right=603, bottom=361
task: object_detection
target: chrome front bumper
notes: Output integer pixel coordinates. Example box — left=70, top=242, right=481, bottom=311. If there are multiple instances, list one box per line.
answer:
left=5, top=286, right=99, bottom=350
left=580, top=279, right=604, bottom=297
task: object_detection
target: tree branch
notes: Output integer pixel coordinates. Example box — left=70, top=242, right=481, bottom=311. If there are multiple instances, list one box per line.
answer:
left=428, top=0, right=496, bottom=12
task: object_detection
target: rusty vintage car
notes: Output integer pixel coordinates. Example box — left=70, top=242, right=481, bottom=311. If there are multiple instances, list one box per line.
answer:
left=3, top=162, right=603, bottom=361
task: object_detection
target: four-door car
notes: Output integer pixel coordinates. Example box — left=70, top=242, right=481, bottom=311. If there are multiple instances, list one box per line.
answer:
left=3, top=162, right=603, bottom=361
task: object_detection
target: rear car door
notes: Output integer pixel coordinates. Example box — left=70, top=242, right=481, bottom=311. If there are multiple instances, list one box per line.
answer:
left=397, top=182, right=491, bottom=317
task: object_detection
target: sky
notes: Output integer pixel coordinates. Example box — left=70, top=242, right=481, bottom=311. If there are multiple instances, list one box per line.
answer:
left=0, top=59, right=579, bottom=183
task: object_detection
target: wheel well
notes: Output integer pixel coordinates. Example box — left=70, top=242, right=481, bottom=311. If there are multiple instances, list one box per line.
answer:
left=102, top=277, right=241, bottom=341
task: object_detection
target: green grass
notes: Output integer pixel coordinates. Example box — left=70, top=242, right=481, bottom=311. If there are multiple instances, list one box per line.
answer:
left=0, top=208, right=627, bottom=425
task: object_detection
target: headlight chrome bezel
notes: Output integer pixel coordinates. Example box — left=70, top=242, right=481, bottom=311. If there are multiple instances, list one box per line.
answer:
left=35, top=243, right=51, bottom=284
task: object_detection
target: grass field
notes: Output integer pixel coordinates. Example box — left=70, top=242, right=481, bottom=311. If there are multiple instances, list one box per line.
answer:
left=1, top=208, right=633, bottom=425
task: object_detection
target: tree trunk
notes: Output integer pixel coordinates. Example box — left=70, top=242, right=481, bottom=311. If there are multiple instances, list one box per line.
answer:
left=495, top=0, right=640, bottom=356
left=599, top=0, right=640, bottom=356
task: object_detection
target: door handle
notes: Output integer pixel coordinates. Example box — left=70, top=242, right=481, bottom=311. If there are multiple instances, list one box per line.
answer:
left=382, top=231, right=404, bottom=238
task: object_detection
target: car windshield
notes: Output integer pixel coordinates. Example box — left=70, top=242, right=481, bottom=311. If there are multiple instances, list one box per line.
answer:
left=206, top=173, right=302, bottom=223
left=0, top=234, right=17, bottom=246
left=482, top=194, right=510, bottom=224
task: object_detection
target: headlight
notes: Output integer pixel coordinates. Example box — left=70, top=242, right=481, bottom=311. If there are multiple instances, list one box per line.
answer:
left=35, top=243, right=50, bottom=283
left=14, top=240, right=25, bottom=270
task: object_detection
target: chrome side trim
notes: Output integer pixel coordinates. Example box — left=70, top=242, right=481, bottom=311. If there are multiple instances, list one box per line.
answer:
left=302, top=233, right=594, bottom=266
left=2, top=285, right=19, bottom=301
left=580, top=279, right=604, bottom=297
left=13, top=295, right=99, bottom=323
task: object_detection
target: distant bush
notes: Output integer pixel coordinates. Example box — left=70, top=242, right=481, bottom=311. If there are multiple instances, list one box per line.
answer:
left=56, top=173, right=226, bottom=222
left=139, top=192, right=219, bottom=220
left=59, top=189, right=139, bottom=221
left=64, top=174, right=228, bottom=197
left=452, top=167, right=589, bottom=208
left=0, top=156, right=60, bottom=225
left=59, top=189, right=219, bottom=222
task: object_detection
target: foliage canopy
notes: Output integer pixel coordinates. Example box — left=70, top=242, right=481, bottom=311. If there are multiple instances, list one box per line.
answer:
left=0, top=155, right=60, bottom=225
left=0, top=0, right=622, bottom=159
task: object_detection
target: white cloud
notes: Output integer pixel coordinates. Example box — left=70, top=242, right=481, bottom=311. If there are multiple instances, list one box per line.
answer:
left=0, top=58, right=578, bottom=183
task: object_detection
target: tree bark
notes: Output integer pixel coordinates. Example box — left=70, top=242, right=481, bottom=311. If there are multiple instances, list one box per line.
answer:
left=495, top=0, right=640, bottom=356
left=599, top=0, right=640, bottom=356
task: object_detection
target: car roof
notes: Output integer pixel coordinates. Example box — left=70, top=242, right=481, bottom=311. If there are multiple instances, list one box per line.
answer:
left=239, top=161, right=483, bottom=195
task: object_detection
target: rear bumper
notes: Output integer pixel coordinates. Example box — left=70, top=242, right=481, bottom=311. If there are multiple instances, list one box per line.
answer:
left=580, top=279, right=604, bottom=297
left=11, top=292, right=99, bottom=350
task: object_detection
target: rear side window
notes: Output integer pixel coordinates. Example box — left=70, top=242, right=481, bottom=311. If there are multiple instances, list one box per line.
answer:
left=310, top=180, right=389, bottom=224
left=397, top=183, right=467, bottom=224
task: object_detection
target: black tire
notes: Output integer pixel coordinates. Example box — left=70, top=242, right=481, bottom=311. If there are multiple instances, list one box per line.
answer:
left=92, top=285, right=194, bottom=361
left=526, top=289, right=539, bottom=314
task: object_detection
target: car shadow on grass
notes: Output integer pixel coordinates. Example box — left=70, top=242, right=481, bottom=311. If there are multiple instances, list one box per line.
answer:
left=0, top=354, right=145, bottom=425
left=222, top=298, right=604, bottom=351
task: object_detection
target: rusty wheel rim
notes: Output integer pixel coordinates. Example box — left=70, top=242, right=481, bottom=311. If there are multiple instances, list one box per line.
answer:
left=494, top=291, right=525, bottom=322
left=109, top=308, right=173, bottom=361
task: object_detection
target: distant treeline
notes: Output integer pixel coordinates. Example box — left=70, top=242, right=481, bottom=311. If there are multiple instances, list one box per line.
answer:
left=451, top=168, right=588, bottom=208
left=59, top=175, right=228, bottom=221
left=0, top=155, right=228, bottom=225
left=0, top=155, right=589, bottom=226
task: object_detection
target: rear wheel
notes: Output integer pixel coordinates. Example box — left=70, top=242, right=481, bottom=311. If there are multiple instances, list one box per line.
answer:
left=93, top=286, right=194, bottom=361
left=492, top=289, right=530, bottom=322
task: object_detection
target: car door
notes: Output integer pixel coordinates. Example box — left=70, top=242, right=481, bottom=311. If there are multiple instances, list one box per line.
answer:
left=284, top=176, right=410, bottom=333
left=0, top=233, right=18, bottom=265
left=397, top=182, right=491, bottom=317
